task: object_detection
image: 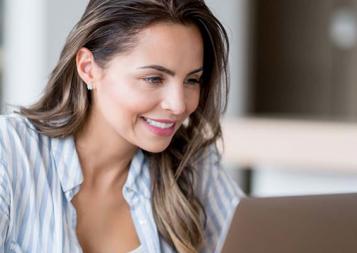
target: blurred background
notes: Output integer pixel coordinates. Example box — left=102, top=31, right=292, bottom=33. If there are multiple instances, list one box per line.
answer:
left=1, top=0, right=357, bottom=196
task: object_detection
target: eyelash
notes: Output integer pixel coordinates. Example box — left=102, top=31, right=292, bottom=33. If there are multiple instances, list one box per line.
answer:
left=143, top=76, right=201, bottom=86
left=143, top=76, right=163, bottom=85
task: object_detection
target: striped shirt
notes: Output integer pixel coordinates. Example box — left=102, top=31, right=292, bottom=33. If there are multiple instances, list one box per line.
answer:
left=0, top=114, right=243, bottom=253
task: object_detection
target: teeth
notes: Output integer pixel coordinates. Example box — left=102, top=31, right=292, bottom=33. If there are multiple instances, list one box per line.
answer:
left=144, top=118, right=174, bottom=129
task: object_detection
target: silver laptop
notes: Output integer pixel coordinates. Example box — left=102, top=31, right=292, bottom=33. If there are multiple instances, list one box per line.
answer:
left=221, top=193, right=357, bottom=253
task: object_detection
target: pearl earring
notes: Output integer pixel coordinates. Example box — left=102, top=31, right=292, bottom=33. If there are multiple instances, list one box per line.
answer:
left=87, top=83, right=93, bottom=90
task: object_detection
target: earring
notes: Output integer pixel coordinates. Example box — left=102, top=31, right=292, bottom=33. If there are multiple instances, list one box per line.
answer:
left=87, top=83, right=93, bottom=90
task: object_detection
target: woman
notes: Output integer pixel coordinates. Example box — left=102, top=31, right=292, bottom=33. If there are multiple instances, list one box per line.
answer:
left=0, top=0, right=243, bottom=252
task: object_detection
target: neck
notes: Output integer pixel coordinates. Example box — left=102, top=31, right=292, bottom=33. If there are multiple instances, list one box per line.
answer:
left=74, top=108, right=137, bottom=192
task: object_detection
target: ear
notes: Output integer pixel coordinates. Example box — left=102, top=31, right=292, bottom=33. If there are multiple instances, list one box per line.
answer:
left=76, top=47, right=101, bottom=89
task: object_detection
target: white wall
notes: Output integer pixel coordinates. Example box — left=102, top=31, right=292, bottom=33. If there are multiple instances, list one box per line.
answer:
left=205, top=0, right=250, bottom=116
left=2, top=0, right=87, bottom=112
left=3, top=0, right=46, bottom=111
left=45, top=0, right=87, bottom=76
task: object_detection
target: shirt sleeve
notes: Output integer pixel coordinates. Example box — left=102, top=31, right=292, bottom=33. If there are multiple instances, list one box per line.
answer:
left=193, top=144, right=245, bottom=253
left=0, top=160, right=10, bottom=250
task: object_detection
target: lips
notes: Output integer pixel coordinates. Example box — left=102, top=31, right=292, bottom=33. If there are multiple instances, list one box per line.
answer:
left=141, top=117, right=176, bottom=136
left=144, top=118, right=174, bottom=129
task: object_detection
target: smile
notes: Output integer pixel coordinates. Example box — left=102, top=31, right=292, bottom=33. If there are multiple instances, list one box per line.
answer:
left=143, top=117, right=175, bottom=129
left=141, top=117, right=176, bottom=137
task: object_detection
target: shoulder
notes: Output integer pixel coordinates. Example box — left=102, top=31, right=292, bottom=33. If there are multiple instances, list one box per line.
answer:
left=193, top=143, right=244, bottom=204
left=0, top=113, right=53, bottom=191
left=0, top=113, right=42, bottom=161
left=192, top=143, right=245, bottom=252
left=0, top=113, right=38, bottom=135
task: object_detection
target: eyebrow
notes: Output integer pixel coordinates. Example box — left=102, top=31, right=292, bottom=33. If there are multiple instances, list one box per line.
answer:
left=138, top=65, right=203, bottom=76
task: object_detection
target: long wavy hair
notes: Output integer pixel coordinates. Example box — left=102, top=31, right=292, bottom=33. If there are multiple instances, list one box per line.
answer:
left=19, top=0, right=229, bottom=252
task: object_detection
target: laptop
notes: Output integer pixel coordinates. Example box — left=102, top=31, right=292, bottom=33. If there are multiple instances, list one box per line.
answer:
left=221, top=193, right=357, bottom=253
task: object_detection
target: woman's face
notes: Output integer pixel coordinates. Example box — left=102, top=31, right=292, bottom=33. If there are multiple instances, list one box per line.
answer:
left=89, top=22, right=203, bottom=153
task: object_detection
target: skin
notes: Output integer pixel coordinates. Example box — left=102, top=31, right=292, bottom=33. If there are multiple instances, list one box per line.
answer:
left=72, top=22, right=204, bottom=253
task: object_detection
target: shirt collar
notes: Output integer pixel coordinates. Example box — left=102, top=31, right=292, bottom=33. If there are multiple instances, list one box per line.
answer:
left=123, top=149, right=152, bottom=200
left=50, top=135, right=152, bottom=200
left=50, top=135, right=83, bottom=200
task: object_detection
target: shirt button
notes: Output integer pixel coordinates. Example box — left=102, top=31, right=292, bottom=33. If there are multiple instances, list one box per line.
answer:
left=139, top=219, right=146, bottom=225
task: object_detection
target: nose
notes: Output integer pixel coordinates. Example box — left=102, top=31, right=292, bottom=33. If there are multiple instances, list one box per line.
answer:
left=161, top=83, right=186, bottom=115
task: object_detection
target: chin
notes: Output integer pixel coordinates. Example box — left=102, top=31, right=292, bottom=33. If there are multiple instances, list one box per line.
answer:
left=140, top=140, right=171, bottom=153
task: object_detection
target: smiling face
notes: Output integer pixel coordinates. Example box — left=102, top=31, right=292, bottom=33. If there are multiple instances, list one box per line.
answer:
left=78, top=22, right=203, bottom=153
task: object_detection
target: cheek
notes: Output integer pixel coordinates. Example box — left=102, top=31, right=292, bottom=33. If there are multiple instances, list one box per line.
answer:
left=101, top=81, right=154, bottom=119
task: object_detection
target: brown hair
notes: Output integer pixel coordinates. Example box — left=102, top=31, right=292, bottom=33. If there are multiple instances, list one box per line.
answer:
left=19, top=0, right=229, bottom=252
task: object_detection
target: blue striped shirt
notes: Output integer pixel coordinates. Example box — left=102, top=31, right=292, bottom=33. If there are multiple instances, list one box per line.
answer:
left=0, top=114, right=243, bottom=253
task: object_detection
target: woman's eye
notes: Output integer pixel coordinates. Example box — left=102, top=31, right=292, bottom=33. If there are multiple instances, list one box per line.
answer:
left=143, top=76, right=163, bottom=85
left=185, top=78, right=201, bottom=86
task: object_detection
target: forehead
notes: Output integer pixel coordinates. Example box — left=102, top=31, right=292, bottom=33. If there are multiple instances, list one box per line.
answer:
left=106, top=22, right=204, bottom=72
